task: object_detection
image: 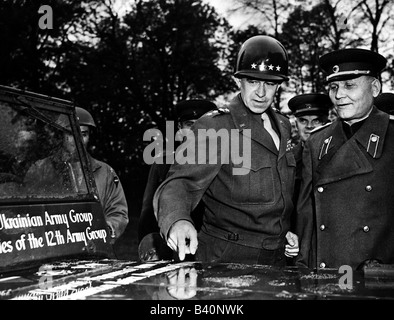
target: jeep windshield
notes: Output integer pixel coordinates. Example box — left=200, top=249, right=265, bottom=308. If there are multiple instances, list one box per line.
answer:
left=0, top=86, right=113, bottom=273
left=0, top=86, right=91, bottom=201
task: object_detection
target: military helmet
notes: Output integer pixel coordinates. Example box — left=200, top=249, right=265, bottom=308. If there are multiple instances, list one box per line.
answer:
left=76, top=107, right=96, bottom=128
left=234, top=35, right=289, bottom=82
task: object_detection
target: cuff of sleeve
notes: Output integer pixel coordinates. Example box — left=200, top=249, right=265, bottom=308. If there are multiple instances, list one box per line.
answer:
left=160, top=215, right=194, bottom=242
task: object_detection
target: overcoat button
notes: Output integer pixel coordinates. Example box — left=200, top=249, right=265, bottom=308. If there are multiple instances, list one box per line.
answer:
left=365, top=185, right=372, bottom=192
left=317, top=187, right=324, bottom=193
left=320, top=224, right=326, bottom=231
left=319, top=262, right=326, bottom=268
left=363, top=226, right=370, bottom=232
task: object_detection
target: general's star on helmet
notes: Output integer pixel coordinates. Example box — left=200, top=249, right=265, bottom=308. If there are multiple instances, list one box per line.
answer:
left=259, top=62, right=266, bottom=71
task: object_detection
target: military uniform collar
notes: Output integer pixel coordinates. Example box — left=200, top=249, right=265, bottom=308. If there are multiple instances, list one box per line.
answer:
left=352, top=106, right=389, bottom=159
left=88, top=154, right=102, bottom=172
left=228, top=94, right=289, bottom=156
left=226, top=94, right=249, bottom=131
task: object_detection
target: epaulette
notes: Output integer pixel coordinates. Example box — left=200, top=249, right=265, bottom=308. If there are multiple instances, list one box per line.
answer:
left=204, top=107, right=230, bottom=117
left=390, top=115, right=394, bottom=121
left=310, top=121, right=332, bottom=134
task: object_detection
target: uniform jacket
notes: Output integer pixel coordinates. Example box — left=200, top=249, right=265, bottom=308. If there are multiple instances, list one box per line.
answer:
left=89, top=155, right=128, bottom=241
left=153, top=94, right=296, bottom=252
left=139, top=157, right=204, bottom=242
left=290, top=141, right=303, bottom=231
left=138, top=155, right=205, bottom=261
left=293, top=142, right=303, bottom=183
left=296, top=107, right=394, bottom=269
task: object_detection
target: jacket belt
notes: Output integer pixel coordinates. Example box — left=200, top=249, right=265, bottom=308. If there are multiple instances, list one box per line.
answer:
left=202, top=223, right=285, bottom=250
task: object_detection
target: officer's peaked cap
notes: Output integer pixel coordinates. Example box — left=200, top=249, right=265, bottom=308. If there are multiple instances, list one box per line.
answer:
left=319, top=48, right=386, bottom=82
left=288, top=93, right=332, bottom=117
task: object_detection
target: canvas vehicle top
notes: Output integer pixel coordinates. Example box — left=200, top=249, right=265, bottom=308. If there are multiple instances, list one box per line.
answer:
left=0, top=85, right=114, bottom=274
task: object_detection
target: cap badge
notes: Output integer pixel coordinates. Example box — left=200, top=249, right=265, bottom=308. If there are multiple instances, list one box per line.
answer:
left=333, top=65, right=340, bottom=73
left=305, top=104, right=312, bottom=109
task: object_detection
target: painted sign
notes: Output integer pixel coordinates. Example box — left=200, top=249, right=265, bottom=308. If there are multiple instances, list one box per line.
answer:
left=0, top=202, right=114, bottom=270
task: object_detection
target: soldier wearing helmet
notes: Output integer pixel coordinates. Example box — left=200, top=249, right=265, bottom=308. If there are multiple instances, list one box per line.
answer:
left=23, top=107, right=128, bottom=243
left=154, top=36, right=299, bottom=265
left=75, top=107, right=128, bottom=243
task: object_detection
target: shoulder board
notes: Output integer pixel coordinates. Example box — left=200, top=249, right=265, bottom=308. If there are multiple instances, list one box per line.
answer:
left=390, top=115, right=394, bottom=121
left=310, top=121, right=332, bottom=134
left=204, top=107, right=230, bottom=117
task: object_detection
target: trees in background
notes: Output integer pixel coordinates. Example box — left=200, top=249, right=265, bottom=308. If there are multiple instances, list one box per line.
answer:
left=281, top=3, right=333, bottom=94
left=0, top=0, right=235, bottom=205
left=228, top=0, right=394, bottom=96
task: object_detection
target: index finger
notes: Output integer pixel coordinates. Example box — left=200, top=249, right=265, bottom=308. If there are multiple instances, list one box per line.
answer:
left=177, top=237, right=186, bottom=261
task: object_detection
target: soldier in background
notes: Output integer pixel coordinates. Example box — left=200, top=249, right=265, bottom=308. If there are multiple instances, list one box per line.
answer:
left=296, top=48, right=394, bottom=270
left=288, top=93, right=331, bottom=230
left=75, top=107, right=129, bottom=243
left=138, top=99, right=216, bottom=261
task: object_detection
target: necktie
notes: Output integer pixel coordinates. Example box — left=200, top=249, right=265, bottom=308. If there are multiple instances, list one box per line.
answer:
left=261, top=112, right=280, bottom=150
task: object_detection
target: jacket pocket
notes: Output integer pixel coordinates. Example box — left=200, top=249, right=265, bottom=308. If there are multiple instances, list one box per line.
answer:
left=231, top=156, right=275, bottom=205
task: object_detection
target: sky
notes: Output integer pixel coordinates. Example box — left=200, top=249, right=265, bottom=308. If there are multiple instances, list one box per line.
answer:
left=202, top=0, right=251, bottom=29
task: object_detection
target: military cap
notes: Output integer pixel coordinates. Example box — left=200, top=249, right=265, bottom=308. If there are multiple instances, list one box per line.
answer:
left=319, top=48, right=386, bottom=82
left=175, top=99, right=217, bottom=122
left=374, top=92, right=394, bottom=115
left=288, top=93, right=332, bottom=117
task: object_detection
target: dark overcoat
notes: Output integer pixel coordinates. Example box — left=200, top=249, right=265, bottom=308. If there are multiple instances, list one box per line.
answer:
left=153, top=94, right=296, bottom=260
left=296, top=107, right=394, bottom=269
